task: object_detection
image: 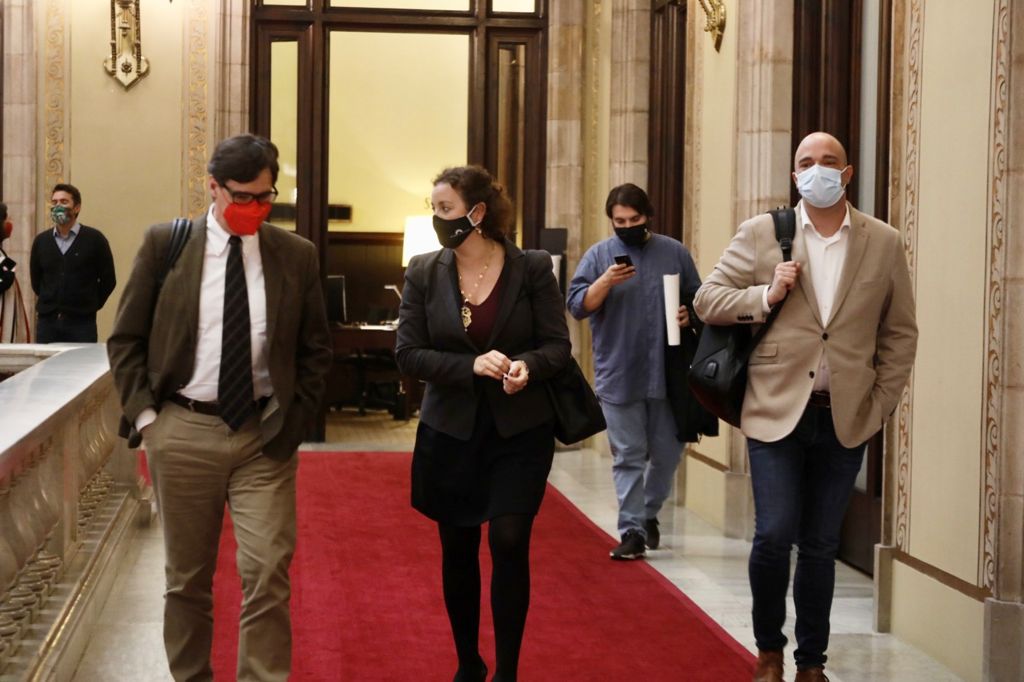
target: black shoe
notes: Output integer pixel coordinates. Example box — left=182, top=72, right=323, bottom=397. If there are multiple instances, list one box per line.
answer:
left=609, top=529, right=646, bottom=560
left=453, top=658, right=487, bottom=682
left=644, top=518, right=660, bottom=550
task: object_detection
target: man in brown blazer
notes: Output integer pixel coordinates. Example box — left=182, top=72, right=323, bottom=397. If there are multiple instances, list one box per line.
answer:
left=108, top=134, right=332, bottom=682
left=694, top=132, right=917, bottom=682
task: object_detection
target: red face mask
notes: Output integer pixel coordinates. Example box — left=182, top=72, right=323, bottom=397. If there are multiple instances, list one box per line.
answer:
left=223, top=201, right=271, bottom=236
left=2, top=221, right=11, bottom=240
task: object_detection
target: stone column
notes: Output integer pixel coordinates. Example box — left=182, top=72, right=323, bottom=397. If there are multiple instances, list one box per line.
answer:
left=1, top=0, right=38, bottom=304
left=984, top=0, right=1024, bottom=678
left=716, top=0, right=795, bottom=540
left=608, top=0, right=650, bottom=188
left=215, top=0, right=250, bottom=142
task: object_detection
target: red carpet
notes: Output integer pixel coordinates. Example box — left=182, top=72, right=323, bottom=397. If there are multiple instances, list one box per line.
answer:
left=209, top=452, right=755, bottom=681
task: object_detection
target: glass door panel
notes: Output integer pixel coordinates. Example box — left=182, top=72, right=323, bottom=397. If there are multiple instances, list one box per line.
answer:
left=492, top=0, right=536, bottom=13
left=327, top=31, right=469, bottom=234
left=270, top=40, right=299, bottom=232
left=331, top=0, right=469, bottom=10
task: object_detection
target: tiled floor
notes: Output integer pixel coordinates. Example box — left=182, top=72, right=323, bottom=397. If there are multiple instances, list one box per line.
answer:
left=71, top=411, right=963, bottom=681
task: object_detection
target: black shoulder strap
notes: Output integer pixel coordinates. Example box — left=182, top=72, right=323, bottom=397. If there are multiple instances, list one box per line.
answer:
left=768, top=206, right=796, bottom=262
left=749, top=207, right=797, bottom=346
left=157, top=218, right=192, bottom=289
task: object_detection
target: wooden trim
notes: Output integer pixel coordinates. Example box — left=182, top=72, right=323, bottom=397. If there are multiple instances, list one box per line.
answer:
left=891, top=549, right=992, bottom=602
left=686, top=449, right=730, bottom=473
left=326, top=231, right=403, bottom=246
left=251, top=1, right=548, bottom=264
left=874, top=0, right=893, bottom=221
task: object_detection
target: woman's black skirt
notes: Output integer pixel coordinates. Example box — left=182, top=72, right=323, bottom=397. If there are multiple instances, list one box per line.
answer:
left=411, top=399, right=555, bottom=527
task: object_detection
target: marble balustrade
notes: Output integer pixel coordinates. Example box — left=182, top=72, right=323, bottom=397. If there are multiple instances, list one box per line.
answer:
left=0, top=344, right=144, bottom=679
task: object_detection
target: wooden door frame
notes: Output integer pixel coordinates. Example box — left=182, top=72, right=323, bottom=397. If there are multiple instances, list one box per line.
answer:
left=249, top=0, right=550, bottom=271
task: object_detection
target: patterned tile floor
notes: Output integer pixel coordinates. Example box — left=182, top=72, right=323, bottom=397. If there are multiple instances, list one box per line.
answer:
left=72, top=410, right=964, bottom=681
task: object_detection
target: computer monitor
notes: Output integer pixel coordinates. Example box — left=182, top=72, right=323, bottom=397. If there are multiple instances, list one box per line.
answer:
left=326, top=275, right=348, bottom=324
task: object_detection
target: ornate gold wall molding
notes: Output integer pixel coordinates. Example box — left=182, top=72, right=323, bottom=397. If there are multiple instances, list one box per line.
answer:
left=184, top=0, right=210, bottom=218
left=980, top=0, right=1010, bottom=592
left=894, top=0, right=924, bottom=553
left=42, top=0, right=68, bottom=193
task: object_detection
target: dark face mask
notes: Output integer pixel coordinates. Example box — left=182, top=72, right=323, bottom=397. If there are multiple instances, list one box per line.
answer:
left=614, top=221, right=650, bottom=247
left=432, top=204, right=481, bottom=249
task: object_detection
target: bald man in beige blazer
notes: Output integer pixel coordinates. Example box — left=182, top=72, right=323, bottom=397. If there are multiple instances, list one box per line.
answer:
left=694, top=133, right=917, bottom=682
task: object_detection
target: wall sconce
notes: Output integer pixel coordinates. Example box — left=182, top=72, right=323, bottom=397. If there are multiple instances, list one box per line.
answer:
left=402, top=216, right=441, bottom=267
left=104, top=0, right=150, bottom=89
left=697, top=0, right=727, bottom=52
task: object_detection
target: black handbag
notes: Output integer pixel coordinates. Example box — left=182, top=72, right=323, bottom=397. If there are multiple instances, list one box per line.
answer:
left=687, top=208, right=795, bottom=427
left=544, top=356, right=607, bottom=445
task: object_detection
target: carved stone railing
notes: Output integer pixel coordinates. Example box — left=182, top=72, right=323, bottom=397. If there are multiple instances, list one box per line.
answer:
left=0, top=344, right=144, bottom=680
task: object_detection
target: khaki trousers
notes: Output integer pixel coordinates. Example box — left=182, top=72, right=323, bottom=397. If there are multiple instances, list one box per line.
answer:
left=145, top=401, right=297, bottom=682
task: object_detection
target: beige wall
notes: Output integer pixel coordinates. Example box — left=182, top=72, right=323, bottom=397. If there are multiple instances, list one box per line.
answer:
left=907, top=1, right=993, bottom=584
left=51, top=1, right=191, bottom=340
left=892, top=562, right=985, bottom=681
left=326, top=32, right=468, bottom=233
left=885, top=0, right=1009, bottom=677
left=681, top=0, right=740, bottom=527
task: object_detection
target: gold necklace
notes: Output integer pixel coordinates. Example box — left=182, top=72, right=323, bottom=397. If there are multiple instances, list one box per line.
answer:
left=458, top=240, right=495, bottom=330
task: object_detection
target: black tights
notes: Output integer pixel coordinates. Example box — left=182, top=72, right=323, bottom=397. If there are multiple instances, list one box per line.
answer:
left=439, top=514, right=535, bottom=682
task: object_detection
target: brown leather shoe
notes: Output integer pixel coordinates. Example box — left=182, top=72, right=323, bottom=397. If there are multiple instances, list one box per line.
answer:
left=794, top=667, right=829, bottom=681
left=752, top=649, right=785, bottom=682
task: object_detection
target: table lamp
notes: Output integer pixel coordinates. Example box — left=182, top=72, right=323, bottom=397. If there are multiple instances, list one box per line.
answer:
left=402, top=215, right=441, bottom=267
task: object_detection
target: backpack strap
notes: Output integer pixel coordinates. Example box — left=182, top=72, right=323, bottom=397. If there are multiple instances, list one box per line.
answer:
left=768, top=206, right=796, bottom=262
left=157, top=217, right=192, bottom=290
left=749, top=207, right=797, bottom=347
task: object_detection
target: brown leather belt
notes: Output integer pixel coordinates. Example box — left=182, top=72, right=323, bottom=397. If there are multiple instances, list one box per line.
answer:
left=808, top=390, right=832, bottom=409
left=168, top=393, right=270, bottom=417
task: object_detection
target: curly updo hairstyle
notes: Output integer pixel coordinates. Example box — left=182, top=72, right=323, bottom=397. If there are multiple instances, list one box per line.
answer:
left=432, top=165, right=513, bottom=241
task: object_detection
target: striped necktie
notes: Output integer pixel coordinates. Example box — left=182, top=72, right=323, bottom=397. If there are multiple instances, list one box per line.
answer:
left=218, top=235, right=254, bottom=431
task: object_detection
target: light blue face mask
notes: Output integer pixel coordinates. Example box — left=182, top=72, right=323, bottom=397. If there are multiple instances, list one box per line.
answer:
left=795, top=164, right=848, bottom=208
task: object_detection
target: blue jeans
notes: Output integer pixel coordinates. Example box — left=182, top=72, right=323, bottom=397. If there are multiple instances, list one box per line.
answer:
left=747, top=405, right=865, bottom=670
left=602, top=399, right=684, bottom=539
left=36, top=313, right=97, bottom=343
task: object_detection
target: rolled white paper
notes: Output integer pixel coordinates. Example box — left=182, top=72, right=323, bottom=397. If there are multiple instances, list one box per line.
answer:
left=550, top=254, right=562, bottom=285
left=663, top=273, right=681, bottom=346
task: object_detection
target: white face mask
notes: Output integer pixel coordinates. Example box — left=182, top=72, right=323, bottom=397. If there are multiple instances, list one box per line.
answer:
left=795, top=164, right=848, bottom=208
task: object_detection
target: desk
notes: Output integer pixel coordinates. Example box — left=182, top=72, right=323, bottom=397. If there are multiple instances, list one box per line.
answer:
left=330, top=323, right=417, bottom=419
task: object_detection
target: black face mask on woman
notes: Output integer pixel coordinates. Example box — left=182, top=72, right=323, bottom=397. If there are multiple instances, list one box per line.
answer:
left=432, top=204, right=482, bottom=249
left=614, top=221, right=650, bottom=247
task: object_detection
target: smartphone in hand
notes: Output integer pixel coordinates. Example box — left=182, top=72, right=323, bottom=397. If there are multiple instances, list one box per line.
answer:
left=613, top=254, right=633, bottom=267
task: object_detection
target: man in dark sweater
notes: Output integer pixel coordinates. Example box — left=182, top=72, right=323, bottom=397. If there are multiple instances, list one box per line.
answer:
left=30, top=183, right=116, bottom=342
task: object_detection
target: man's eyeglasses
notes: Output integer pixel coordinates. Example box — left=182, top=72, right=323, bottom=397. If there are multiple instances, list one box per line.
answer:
left=221, top=185, right=279, bottom=205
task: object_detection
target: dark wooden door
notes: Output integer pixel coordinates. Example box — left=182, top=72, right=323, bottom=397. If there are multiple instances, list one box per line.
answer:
left=649, top=0, right=686, bottom=241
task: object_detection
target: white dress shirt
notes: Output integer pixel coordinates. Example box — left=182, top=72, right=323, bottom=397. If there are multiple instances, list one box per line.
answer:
left=800, top=201, right=851, bottom=391
left=760, top=202, right=851, bottom=391
left=137, top=206, right=271, bottom=433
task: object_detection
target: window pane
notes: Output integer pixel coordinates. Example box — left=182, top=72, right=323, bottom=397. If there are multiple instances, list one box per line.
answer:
left=492, top=0, right=535, bottom=13
left=263, top=0, right=308, bottom=6
left=328, top=31, right=469, bottom=233
left=270, top=41, right=299, bottom=232
left=331, top=0, right=469, bottom=9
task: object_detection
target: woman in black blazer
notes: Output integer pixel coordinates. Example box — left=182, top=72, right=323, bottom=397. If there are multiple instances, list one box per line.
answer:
left=396, top=166, right=570, bottom=682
